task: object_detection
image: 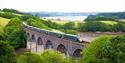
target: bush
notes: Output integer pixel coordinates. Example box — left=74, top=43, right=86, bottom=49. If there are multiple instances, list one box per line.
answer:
left=78, top=22, right=112, bottom=32
left=80, top=35, right=125, bottom=63
left=18, top=52, right=42, bottom=63
left=41, top=50, right=72, bottom=63
left=62, top=29, right=78, bottom=35
left=62, top=22, right=75, bottom=30
left=0, top=40, right=17, bottom=63
left=0, top=12, right=18, bottom=19
left=18, top=50, right=74, bottom=63
left=4, top=17, right=26, bottom=49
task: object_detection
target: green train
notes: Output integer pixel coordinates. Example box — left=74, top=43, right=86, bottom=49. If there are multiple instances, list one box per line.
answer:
left=23, top=22, right=82, bottom=42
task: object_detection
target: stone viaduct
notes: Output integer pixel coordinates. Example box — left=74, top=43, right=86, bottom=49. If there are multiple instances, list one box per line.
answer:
left=22, top=22, right=88, bottom=57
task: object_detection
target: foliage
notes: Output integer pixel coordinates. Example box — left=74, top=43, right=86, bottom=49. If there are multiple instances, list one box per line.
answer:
left=41, top=50, right=74, bottom=63
left=20, top=14, right=39, bottom=21
left=78, top=22, right=112, bottom=32
left=80, top=35, right=125, bottom=63
left=4, top=17, right=26, bottom=49
left=0, top=12, right=19, bottom=19
left=78, top=21, right=125, bottom=32
left=27, top=18, right=51, bottom=30
left=85, top=12, right=125, bottom=21
left=0, top=17, right=10, bottom=32
left=113, top=23, right=125, bottom=32
left=62, top=29, right=77, bottom=35
left=2, top=8, right=23, bottom=14
left=0, top=33, right=7, bottom=40
left=62, top=22, right=75, bottom=30
left=18, top=50, right=74, bottom=63
left=0, top=40, right=17, bottom=63
left=85, top=15, right=117, bottom=21
left=18, top=52, right=42, bottom=63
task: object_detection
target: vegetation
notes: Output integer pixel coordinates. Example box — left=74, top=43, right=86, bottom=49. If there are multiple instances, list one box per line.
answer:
left=0, top=17, right=10, bottom=32
left=80, top=35, right=125, bottom=63
left=2, top=8, right=24, bottom=14
left=78, top=21, right=125, bottom=32
left=0, top=40, right=17, bottom=63
left=18, top=52, right=42, bottom=63
left=18, top=50, right=74, bottom=63
left=85, top=12, right=125, bottom=21
left=27, top=18, right=78, bottom=35
left=0, top=8, right=125, bottom=63
left=0, top=12, right=20, bottom=19
left=4, top=17, right=26, bottom=49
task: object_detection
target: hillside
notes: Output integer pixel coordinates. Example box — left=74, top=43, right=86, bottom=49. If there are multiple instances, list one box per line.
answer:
left=0, top=17, right=10, bottom=32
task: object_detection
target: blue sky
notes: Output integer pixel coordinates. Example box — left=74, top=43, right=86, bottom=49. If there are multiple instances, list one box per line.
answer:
left=0, top=0, right=125, bottom=12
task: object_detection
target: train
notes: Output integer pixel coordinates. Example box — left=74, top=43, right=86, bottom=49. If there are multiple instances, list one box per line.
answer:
left=22, top=22, right=82, bottom=42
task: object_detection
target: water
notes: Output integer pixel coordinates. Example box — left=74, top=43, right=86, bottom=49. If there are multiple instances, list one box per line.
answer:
left=43, top=16, right=88, bottom=21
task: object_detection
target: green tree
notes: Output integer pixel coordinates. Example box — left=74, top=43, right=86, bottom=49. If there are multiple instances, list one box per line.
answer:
left=0, top=12, right=18, bottom=19
left=18, top=50, right=73, bottom=63
left=2, top=8, right=23, bottom=14
left=113, top=23, right=125, bottom=32
left=41, top=50, right=73, bottom=63
left=0, top=40, right=17, bottom=63
left=4, top=17, right=26, bottom=49
left=80, top=35, right=125, bottom=63
left=18, top=52, right=42, bottom=63
left=62, top=22, right=75, bottom=30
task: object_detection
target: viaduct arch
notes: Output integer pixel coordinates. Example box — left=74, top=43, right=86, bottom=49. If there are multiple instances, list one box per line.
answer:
left=23, top=22, right=88, bottom=57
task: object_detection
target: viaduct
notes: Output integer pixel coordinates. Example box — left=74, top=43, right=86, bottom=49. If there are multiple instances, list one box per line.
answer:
left=22, top=22, right=89, bottom=57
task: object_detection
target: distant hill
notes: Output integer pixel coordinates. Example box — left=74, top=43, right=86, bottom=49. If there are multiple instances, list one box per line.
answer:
left=85, top=12, right=125, bottom=21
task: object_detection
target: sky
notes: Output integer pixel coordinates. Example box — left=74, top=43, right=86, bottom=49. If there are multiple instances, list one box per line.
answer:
left=0, top=0, right=125, bottom=12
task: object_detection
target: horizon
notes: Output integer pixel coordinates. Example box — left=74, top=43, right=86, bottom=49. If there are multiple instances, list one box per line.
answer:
left=0, top=0, right=125, bottom=12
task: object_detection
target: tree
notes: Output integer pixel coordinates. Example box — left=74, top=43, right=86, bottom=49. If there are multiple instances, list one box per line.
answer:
left=18, top=52, right=42, bottom=63
left=0, top=40, right=17, bottom=63
left=41, top=50, right=73, bottom=63
left=2, top=8, right=23, bottom=14
left=18, top=50, right=73, bottom=63
left=4, top=17, right=26, bottom=49
left=62, top=22, right=75, bottom=30
left=0, top=12, right=18, bottom=19
left=80, top=35, right=125, bottom=63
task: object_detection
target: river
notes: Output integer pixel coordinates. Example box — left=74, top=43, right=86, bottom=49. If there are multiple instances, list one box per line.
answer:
left=43, top=16, right=88, bottom=21
left=78, top=32, right=125, bottom=42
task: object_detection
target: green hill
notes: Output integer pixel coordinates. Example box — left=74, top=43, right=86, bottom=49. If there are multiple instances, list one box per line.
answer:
left=0, top=17, right=10, bottom=32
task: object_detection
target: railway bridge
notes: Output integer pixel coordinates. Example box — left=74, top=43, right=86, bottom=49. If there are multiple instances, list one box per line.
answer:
left=22, top=22, right=88, bottom=57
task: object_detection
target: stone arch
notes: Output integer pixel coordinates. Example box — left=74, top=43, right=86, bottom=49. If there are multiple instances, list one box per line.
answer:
left=26, top=32, right=31, bottom=41
left=31, top=34, right=36, bottom=42
left=57, top=44, right=67, bottom=55
left=37, top=37, right=43, bottom=45
left=45, top=40, right=53, bottom=49
left=73, top=49, right=82, bottom=57
left=27, top=32, right=30, bottom=37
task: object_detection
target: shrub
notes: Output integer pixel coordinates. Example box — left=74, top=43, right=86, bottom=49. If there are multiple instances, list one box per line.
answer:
left=80, top=35, right=125, bottom=63
left=18, top=52, right=42, bottom=63
left=0, top=40, right=17, bottom=63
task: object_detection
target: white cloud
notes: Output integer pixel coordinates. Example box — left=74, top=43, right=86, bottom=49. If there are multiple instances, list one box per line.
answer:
left=0, top=0, right=125, bottom=12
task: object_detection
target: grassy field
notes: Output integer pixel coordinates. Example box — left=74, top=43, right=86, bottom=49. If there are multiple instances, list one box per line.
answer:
left=100, top=21, right=117, bottom=25
left=0, top=17, right=10, bottom=32
left=121, top=19, right=125, bottom=22
left=51, top=20, right=117, bottom=28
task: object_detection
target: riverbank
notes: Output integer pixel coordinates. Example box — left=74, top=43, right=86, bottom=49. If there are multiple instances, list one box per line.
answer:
left=78, top=32, right=125, bottom=42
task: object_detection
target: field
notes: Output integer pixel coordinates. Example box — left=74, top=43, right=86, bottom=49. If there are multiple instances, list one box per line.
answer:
left=0, top=17, right=10, bottom=32
left=100, top=21, right=117, bottom=25
left=51, top=19, right=117, bottom=28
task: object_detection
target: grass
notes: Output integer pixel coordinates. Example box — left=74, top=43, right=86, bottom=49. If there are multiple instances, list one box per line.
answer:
left=120, top=19, right=125, bottom=22
left=99, top=21, right=117, bottom=25
left=0, top=17, right=10, bottom=32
